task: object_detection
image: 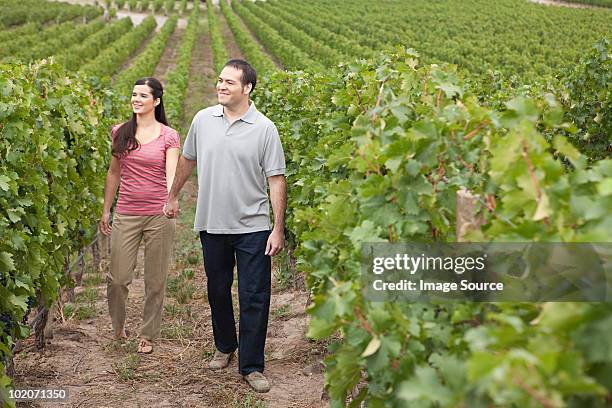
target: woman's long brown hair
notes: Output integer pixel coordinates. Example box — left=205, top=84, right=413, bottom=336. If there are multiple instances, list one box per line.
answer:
left=112, top=77, right=169, bottom=158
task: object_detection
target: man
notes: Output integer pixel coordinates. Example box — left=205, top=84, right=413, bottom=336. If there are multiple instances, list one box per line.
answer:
left=164, top=59, right=286, bottom=393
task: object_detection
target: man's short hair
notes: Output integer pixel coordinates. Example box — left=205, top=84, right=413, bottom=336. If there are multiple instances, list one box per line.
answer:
left=223, top=59, right=257, bottom=94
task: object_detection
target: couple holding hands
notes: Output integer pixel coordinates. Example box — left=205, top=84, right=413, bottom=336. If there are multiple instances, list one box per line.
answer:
left=99, top=59, right=286, bottom=393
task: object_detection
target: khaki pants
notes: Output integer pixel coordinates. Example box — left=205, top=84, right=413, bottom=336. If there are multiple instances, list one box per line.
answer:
left=107, top=213, right=175, bottom=341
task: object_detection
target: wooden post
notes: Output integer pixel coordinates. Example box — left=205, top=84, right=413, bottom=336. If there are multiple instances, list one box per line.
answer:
left=66, top=256, right=75, bottom=303
left=6, top=353, right=15, bottom=377
left=34, top=291, right=49, bottom=350
left=92, top=237, right=101, bottom=273
left=74, top=248, right=85, bottom=287
left=43, top=302, right=56, bottom=342
left=456, top=188, right=485, bottom=242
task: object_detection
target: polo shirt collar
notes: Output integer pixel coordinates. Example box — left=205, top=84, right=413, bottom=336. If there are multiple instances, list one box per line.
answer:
left=211, top=104, right=223, bottom=117
left=212, top=102, right=258, bottom=124
left=241, top=102, right=258, bottom=124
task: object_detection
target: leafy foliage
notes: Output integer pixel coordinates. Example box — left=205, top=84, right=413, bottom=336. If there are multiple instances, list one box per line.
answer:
left=253, top=48, right=612, bottom=406
left=219, top=0, right=276, bottom=75
left=80, top=16, right=157, bottom=78
left=54, top=17, right=133, bottom=71
left=3, top=19, right=105, bottom=63
left=242, top=0, right=343, bottom=67
left=256, top=0, right=611, bottom=78
left=560, top=38, right=611, bottom=161
left=115, top=15, right=178, bottom=101
left=232, top=0, right=320, bottom=70
left=567, top=0, right=612, bottom=6
left=139, top=0, right=150, bottom=12
left=0, top=22, right=39, bottom=44
left=0, top=1, right=609, bottom=405
left=0, top=0, right=101, bottom=28
left=1, top=20, right=89, bottom=60
left=164, top=6, right=200, bottom=128
left=0, top=60, right=121, bottom=402
left=261, top=0, right=376, bottom=61
left=207, top=3, right=229, bottom=74
left=152, top=0, right=163, bottom=13
left=164, top=0, right=173, bottom=14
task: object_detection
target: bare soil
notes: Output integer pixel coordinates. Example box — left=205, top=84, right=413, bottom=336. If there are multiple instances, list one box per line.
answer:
left=181, top=19, right=217, bottom=125
left=13, top=259, right=325, bottom=407
left=215, top=8, right=244, bottom=60
left=154, top=27, right=186, bottom=83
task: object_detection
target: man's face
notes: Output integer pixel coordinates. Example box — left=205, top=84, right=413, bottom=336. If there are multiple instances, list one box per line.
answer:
left=217, top=66, right=251, bottom=107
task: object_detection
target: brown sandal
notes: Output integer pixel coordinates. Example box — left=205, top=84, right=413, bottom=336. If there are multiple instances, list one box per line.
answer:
left=115, top=328, right=129, bottom=341
left=137, top=339, right=153, bottom=354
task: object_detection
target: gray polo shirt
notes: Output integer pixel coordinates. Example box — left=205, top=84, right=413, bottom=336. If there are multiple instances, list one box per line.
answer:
left=182, top=102, right=286, bottom=233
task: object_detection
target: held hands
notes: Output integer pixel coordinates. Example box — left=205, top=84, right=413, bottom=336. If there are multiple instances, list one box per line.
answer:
left=163, top=197, right=180, bottom=218
left=265, top=228, right=285, bottom=257
left=100, top=212, right=113, bottom=236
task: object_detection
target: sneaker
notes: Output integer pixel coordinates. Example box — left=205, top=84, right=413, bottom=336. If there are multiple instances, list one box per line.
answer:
left=243, top=371, right=271, bottom=393
left=208, top=350, right=233, bottom=370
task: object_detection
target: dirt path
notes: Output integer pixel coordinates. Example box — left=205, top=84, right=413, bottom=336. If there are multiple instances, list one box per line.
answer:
left=181, top=19, right=217, bottom=125
left=12, top=16, right=324, bottom=408
left=215, top=7, right=244, bottom=60
left=154, top=27, right=186, bottom=83
left=529, top=0, right=609, bottom=9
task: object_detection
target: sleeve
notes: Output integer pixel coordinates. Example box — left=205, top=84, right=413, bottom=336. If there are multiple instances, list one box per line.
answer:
left=262, top=123, right=286, bottom=177
left=182, top=113, right=198, bottom=160
left=165, top=128, right=180, bottom=150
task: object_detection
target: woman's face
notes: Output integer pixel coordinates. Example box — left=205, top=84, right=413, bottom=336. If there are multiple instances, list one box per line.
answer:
left=131, top=84, right=158, bottom=115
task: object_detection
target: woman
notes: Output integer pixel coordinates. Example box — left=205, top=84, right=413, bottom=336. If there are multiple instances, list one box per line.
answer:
left=100, top=77, right=180, bottom=354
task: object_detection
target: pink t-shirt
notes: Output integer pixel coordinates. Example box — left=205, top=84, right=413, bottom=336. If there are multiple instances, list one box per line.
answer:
left=112, top=123, right=180, bottom=215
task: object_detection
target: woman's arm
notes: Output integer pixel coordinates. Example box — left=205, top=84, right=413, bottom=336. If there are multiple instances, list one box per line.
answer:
left=165, top=147, right=180, bottom=193
left=100, top=156, right=121, bottom=236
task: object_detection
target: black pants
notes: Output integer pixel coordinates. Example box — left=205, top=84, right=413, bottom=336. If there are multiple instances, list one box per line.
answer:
left=199, top=230, right=271, bottom=375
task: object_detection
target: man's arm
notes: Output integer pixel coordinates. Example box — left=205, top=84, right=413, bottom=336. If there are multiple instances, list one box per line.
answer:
left=265, top=175, right=287, bottom=256
left=164, top=155, right=197, bottom=218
